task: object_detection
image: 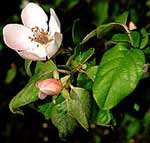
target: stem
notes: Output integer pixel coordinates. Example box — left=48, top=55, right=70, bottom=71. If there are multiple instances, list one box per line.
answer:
left=122, top=24, right=134, bottom=47
left=57, top=69, right=70, bottom=74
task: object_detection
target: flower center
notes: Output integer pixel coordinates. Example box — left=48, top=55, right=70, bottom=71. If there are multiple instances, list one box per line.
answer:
left=29, top=26, right=51, bottom=46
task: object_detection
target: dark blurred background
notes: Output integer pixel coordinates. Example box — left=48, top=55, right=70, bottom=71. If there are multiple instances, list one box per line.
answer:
left=0, top=0, right=150, bottom=143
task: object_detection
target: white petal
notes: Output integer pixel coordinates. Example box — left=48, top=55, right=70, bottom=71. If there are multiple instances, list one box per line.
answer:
left=54, top=32, right=63, bottom=48
left=49, top=8, right=61, bottom=33
left=46, top=32, right=62, bottom=59
left=17, top=45, right=47, bottom=61
left=17, top=51, right=45, bottom=61
left=46, top=40, right=58, bottom=59
left=3, top=24, right=34, bottom=50
left=21, top=2, right=48, bottom=31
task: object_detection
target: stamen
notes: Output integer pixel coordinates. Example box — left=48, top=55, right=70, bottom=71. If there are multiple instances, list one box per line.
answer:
left=29, top=26, right=51, bottom=46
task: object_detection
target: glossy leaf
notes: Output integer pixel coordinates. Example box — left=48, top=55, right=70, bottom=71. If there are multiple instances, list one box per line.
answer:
left=96, top=110, right=116, bottom=126
left=93, top=43, right=145, bottom=109
left=112, top=33, right=130, bottom=43
left=9, top=60, right=57, bottom=114
left=140, top=28, right=149, bottom=49
left=86, top=66, right=98, bottom=81
left=130, top=31, right=140, bottom=48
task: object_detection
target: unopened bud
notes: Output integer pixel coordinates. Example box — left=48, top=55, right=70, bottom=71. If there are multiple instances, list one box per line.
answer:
left=128, top=21, right=137, bottom=31
left=36, top=78, right=62, bottom=99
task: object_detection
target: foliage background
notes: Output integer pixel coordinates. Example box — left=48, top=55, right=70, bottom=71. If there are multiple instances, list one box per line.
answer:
left=0, top=0, right=150, bottom=143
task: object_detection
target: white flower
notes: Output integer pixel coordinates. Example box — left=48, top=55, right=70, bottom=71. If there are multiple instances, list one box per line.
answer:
left=3, top=2, right=62, bottom=61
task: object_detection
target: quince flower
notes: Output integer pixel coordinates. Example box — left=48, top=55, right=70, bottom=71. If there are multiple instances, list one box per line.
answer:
left=36, top=78, right=63, bottom=99
left=3, top=2, right=62, bottom=61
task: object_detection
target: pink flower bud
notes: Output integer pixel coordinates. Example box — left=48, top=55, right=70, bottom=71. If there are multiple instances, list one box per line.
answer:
left=128, top=21, right=137, bottom=31
left=36, top=78, right=62, bottom=99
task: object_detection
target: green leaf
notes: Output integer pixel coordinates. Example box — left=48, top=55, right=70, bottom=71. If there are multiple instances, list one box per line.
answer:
left=126, top=121, right=140, bottom=140
left=51, top=101, right=77, bottom=138
left=143, top=46, right=150, bottom=54
left=71, top=48, right=95, bottom=67
left=86, top=66, right=98, bottom=81
left=140, top=28, right=149, bottom=49
left=34, top=60, right=57, bottom=76
left=130, top=31, right=140, bottom=48
left=66, top=0, right=79, bottom=10
left=96, top=110, right=116, bottom=126
left=9, top=80, right=39, bottom=114
left=55, top=0, right=63, bottom=6
left=72, top=19, right=87, bottom=45
left=4, top=65, right=16, bottom=84
left=81, top=22, right=126, bottom=44
left=9, top=60, right=57, bottom=114
left=71, top=87, right=91, bottom=119
left=38, top=96, right=64, bottom=119
left=96, top=23, right=116, bottom=39
left=81, top=29, right=97, bottom=44
left=115, top=11, right=128, bottom=24
left=112, top=33, right=130, bottom=43
left=96, top=23, right=126, bottom=39
left=93, top=43, right=145, bottom=109
left=77, top=73, right=93, bottom=90
left=112, top=32, right=140, bottom=48
left=67, top=87, right=91, bottom=130
left=93, top=0, right=108, bottom=24
left=38, top=102, right=53, bottom=120
left=60, top=75, right=71, bottom=87
left=25, top=59, right=32, bottom=77
left=130, top=8, right=138, bottom=23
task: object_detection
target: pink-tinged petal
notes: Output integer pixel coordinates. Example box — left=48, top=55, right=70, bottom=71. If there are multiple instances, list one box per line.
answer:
left=36, top=79, right=62, bottom=96
left=49, top=8, right=61, bottom=33
left=46, top=40, right=59, bottom=59
left=17, top=43, right=48, bottom=60
left=17, top=50, right=46, bottom=61
left=3, top=24, right=34, bottom=51
left=21, top=2, right=48, bottom=31
left=54, top=32, right=63, bottom=48
left=38, top=91, right=48, bottom=100
left=128, top=21, right=137, bottom=31
left=46, top=32, right=62, bottom=59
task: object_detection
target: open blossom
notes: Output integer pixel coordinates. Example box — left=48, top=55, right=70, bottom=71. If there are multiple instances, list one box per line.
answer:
left=36, top=78, right=63, bottom=99
left=3, top=2, right=62, bottom=61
